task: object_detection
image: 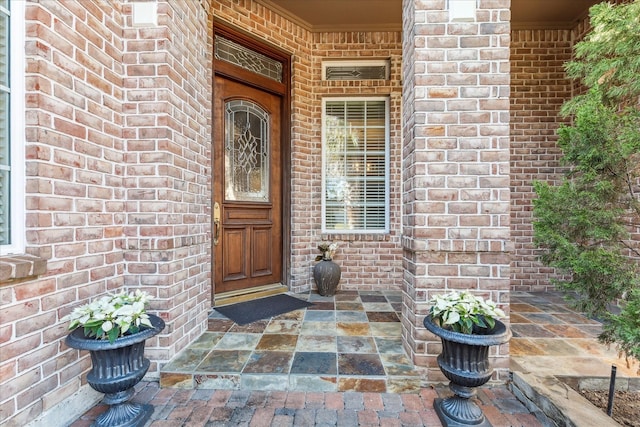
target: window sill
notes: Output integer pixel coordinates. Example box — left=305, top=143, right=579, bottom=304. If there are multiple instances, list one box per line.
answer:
left=0, top=254, right=47, bottom=284
left=320, top=232, right=392, bottom=242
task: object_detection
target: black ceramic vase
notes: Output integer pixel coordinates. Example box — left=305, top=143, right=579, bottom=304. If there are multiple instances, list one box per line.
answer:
left=66, top=314, right=165, bottom=427
left=313, top=259, right=341, bottom=296
left=423, top=314, right=511, bottom=427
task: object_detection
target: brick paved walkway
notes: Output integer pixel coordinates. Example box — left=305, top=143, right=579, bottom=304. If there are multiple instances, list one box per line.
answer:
left=70, top=381, right=543, bottom=427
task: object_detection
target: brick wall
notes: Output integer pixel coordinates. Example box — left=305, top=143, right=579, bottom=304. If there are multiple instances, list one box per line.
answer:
left=402, top=0, right=512, bottom=380
left=1, top=3, right=127, bottom=425
left=509, top=29, right=573, bottom=291
left=308, top=32, right=404, bottom=292
left=507, top=5, right=625, bottom=292
left=120, top=0, right=211, bottom=362
left=0, top=1, right=407, bottom=423
left=509, top=2, right=638, bottom=292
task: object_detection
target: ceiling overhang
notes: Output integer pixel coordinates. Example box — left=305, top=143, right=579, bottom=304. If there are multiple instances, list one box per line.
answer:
left=256, top=0, right=601, bottom=32
left=256, top=0, right=402, bottom=33
left=511, top=0, right=601, bottom=30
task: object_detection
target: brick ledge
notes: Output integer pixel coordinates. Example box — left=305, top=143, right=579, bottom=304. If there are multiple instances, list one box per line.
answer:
left=0, top=254, right=48, bottom=283
left=320, top=233, right=392, bottom=242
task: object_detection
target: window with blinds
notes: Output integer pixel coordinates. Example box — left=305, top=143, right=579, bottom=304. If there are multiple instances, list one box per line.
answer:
left=0, top=1, right=10, bottom=247
left=322, top=98, right=389, bottom=233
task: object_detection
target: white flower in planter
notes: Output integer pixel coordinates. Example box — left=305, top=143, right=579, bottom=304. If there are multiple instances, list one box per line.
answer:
left=62, top=290, right=153, bottom=343
left=429, top=291, right=506, bottom=335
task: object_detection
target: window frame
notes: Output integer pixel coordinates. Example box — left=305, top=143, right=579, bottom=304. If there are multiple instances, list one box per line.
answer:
left=1, top=0, right=25, bottom=255
left=321, top=96, right=390, bottom=234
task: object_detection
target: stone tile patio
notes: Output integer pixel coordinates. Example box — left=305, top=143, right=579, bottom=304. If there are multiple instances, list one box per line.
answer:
left=159, top=290, right=422, bottom=394
left=510, top=291, right=638, bottom=379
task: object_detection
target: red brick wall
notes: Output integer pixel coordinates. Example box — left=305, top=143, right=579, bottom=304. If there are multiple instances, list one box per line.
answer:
left=2, top=2, right=127, bottom=425
left=509, top=29, right=573, bottom=291
left=2, top=0, right=405, bottom=423
left=308, top=32, right=404, bottom=292
left=120, top=0, right=211, bottom=360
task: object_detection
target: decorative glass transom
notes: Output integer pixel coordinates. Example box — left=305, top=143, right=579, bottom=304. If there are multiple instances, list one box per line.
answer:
left=323, top=60, right=390, bottom=81
left=225, top=100, right=270, bottom=202
left=215, top=35, right=283, bottom=83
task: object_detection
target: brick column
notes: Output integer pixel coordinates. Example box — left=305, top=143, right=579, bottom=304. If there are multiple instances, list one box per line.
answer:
left=402, top=0, right=512, bottom=381
left=121, top=1, right=212, bottom=367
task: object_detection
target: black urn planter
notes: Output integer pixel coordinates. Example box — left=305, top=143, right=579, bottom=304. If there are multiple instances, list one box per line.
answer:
left=423, top=315, right=511, bottom=427
left=313, top=259, right=341, bottom=296
left=66, top=314, right=165, bottom=427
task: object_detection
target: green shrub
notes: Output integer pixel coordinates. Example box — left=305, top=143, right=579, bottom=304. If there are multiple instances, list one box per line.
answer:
left=533, top=1, right=639, bottom=370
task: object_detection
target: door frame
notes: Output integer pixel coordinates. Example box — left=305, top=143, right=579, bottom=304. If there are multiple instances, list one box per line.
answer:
left=212, top=21, right=292, bottom=301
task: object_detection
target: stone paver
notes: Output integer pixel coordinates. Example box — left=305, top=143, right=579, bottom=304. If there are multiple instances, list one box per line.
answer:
left=70, top=381, right=544, bottom=427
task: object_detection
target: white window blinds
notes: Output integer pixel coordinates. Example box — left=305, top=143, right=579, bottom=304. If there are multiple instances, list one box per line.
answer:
left=322, top=98, right=389, bottom=233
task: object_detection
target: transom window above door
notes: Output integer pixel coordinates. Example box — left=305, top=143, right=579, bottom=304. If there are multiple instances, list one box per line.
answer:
left=214, top=35, right=283, bottom=83
left=322, top=98, right=389, bottom=233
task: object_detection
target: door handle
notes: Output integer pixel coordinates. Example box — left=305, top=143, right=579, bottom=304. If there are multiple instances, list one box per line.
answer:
left=213, top=202, right=221, bottom=246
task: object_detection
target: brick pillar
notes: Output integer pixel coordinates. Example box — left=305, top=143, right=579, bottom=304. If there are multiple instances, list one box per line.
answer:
left=402, top=0, right=511, bottom=381
left=121, top=1, right=212, bottom=368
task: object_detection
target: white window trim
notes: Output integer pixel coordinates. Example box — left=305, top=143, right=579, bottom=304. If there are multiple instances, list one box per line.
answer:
left=1, top=0, right=25, bottom=255
left=321, top=96, right=390, bottom=234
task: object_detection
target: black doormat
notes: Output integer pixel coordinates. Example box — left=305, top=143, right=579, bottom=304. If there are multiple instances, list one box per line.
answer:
left=214, top=294, right=313, bottom=325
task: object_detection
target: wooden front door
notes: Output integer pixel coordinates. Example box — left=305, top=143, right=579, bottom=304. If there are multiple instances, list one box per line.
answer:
left=213, top=76, right=283, bottom=295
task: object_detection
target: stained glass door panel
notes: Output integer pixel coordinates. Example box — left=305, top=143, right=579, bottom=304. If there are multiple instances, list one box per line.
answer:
left=224, top=100, right=270, bottom=202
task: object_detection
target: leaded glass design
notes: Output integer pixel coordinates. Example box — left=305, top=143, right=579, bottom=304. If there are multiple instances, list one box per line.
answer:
left=325, top=64, right=388, bottom=81
left=322, top=60, right=390, bottom=81
left=225, top=100, right=270, bottom=202
left=215, top=35, right=283, bottom=83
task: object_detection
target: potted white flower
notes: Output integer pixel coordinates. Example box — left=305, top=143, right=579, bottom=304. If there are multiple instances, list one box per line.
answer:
left=423, top=291, right=511, bottom=427
left=313, top=242, right=341, bottom=296
left=64, top=290, right=155, bottom=343
left=428, top=290, right=506, bottom=334
left=63, top=290, right=165, bottom=427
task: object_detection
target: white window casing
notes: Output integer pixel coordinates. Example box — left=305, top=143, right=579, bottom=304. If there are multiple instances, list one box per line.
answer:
left=0, top=0, right=25, bottom=255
